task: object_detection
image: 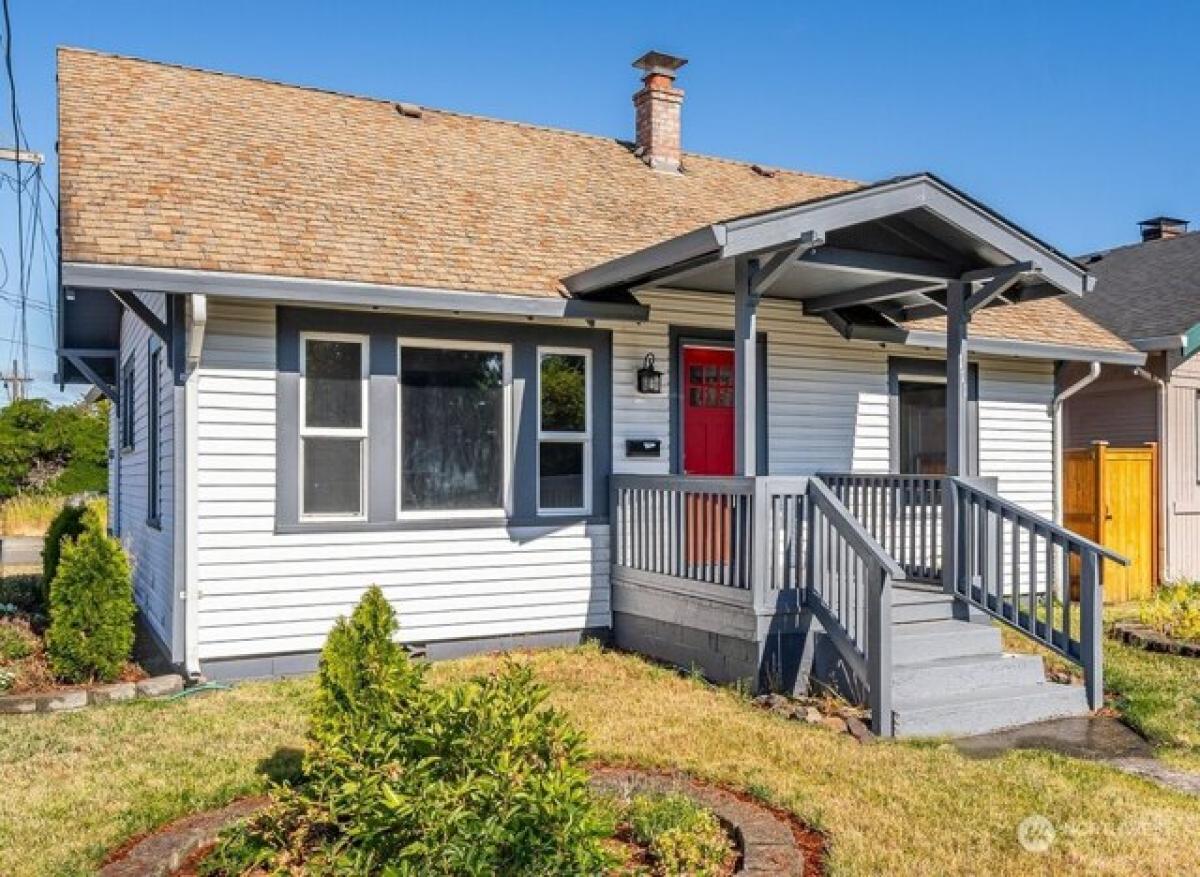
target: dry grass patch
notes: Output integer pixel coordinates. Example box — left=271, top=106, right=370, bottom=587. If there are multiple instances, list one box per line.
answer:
left=2, top=647, right=1199, bottom=876
left=0, top=494, right=67, bottom=537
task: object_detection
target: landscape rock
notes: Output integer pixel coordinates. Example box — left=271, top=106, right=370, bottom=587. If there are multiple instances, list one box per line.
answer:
left=136, top=675, right=184, bottom=698
left=820, top=715, right=848, bottom=734
left=42, top=689, right=89, bottom=712
left=90, top=682, right=137, bottom=705
left=845, top=716, right=874, bottom=743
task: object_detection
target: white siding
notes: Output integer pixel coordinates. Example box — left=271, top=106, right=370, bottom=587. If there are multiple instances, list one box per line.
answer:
left=611, top=289, right=1055, bottom=518
left=193, top=300, right=610, bottom=661
left=115, top=293, right=176, bottom=649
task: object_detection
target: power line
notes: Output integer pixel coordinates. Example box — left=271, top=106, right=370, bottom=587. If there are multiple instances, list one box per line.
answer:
left=1, top=0, right=28, bottom=389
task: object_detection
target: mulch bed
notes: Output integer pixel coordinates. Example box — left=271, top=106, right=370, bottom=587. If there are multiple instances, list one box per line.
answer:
left=1111, top=621, right=1200, bottom=658
left=103, top=767, right=825, bottom=876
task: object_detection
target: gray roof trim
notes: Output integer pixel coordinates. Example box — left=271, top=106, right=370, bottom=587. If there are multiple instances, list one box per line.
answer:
left=564, top=174, right=1090, bottom=298
left=62, top=262, right=650, bottom=322
left=845, top=324, right=1145, bottom=366
left=1130, top=333, right=1187, bottom=352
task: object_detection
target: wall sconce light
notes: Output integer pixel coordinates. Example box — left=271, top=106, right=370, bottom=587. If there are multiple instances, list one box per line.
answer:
left=637, top=353, right=663, bottom=394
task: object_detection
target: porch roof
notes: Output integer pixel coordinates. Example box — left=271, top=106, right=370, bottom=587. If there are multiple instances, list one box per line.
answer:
left=566, top=174, right=1141, bottom=365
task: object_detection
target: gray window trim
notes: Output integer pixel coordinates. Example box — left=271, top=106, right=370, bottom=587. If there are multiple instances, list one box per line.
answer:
left=146, top=338, right=162, bottom=529
left=275, top=307, right=612, bottom=532
left=120, top=353, right=136, bottom=452
left=667, top=326, right=769, bottom=475
left=888, top=356, right=979, bottom=476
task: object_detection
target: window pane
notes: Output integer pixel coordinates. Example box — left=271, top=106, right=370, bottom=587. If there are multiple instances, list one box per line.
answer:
left=303, top=437, right=362, bottom=515
left=898, top=381, right=946, bottom=475
left=305, top=339, right=362, bottom=429
left=539, top=442, right=584, bottom=510
left=540, top=353, right=586, bottom=432
left=401, top=347, right=504, bottom=511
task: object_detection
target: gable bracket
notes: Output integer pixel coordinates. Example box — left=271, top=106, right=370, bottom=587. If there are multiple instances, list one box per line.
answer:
left=964, top=261, right=1037, bottom=313
left=65, top=353, right=117, bottom=402
left=110, top=289, right=170, bottom=344
left=748, top=231, right=824, bottom=299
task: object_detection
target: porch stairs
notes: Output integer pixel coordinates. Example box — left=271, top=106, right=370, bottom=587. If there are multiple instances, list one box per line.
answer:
left=888, top=584, right=1090, bottom=737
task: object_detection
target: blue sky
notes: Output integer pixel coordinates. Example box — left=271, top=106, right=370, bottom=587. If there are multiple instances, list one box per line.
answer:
left=3, top=0, right=1199, bottom=399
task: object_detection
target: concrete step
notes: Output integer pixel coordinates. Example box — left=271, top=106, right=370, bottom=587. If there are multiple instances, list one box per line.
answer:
left=892, top=619, right=1002, bottom=665
left=891, top=653, right=1045, bottom=702
left=892, top=682, right=1090, bottom=738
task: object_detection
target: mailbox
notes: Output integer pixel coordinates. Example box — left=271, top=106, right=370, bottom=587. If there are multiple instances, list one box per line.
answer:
left=625, top=439, right=662, bottom=458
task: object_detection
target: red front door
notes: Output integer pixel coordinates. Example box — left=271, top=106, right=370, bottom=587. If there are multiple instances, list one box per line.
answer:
left=682, top=346, right=735, bottom=476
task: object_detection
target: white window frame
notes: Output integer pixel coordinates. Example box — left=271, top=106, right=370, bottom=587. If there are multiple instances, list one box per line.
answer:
left=536, top=346, right=592, bottom=516
left=299, top=331, right=369, bottom=522
left=397, top=337, right=513, bottom=521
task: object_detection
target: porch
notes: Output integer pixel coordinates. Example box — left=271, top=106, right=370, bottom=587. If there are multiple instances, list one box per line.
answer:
left=609, top=472, right=1124, bottom=737
left=574, top=176, right=1133, bottom=737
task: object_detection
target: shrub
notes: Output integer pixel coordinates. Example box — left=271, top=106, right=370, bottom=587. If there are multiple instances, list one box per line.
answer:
left=42, top=503, right=89, bottom=593
left=44, top=510, right=134, bottom=683
left=0, top=493, right=67, bottom=538
left=204, top=586, right=614, bottom=876
left=625, top=792, right=733, bottom=877
left=1140, top=582, right=1200, bottom=643
left=0, top=620, right=35, bottom=662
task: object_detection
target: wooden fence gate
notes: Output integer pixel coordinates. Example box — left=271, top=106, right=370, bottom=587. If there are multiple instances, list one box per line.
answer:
left=1064, top=442, right=1158, bottom=603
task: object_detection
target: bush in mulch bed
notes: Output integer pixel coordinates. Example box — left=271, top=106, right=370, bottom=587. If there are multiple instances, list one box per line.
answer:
left=198, top=588, right=738, bottom=877
left=0, top=502, right=141, bottom=696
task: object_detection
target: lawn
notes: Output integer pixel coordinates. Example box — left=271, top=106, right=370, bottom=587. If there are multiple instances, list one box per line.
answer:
left=2, top=645, right=1199, bottom=877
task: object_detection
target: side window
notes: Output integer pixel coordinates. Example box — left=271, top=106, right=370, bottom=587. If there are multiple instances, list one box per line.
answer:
left=537, top=349, right=591, bottom=514
left=300, top=334, right=369, bottom=520
left=147, top=345, right=161, bottom=525
left=120, top=355, right=136, bottom=451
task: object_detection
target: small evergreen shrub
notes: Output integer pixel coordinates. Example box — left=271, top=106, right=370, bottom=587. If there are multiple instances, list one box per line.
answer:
left=41, top=503, right=89, bottom=601
left=203, top=585, right=614, bottom=876
left=44, top=510, right=134, bottom=683
left=0, top=621, right=35, bottom=662
left=625, top=792, right=733, bottom=877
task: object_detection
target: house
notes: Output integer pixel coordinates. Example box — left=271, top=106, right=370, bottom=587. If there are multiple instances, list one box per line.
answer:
left=56, top=47, right=1142, bottom=736
left=1063, top=218, right=1200, bottom=589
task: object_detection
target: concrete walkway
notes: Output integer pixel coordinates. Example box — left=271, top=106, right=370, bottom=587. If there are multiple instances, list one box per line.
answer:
left=955, top=716, right=1200, bottom=797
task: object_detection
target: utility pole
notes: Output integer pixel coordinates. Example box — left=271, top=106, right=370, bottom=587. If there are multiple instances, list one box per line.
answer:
left=1, top=147, right=45, bottom=402
left=0, top=359, right=30, bottom=402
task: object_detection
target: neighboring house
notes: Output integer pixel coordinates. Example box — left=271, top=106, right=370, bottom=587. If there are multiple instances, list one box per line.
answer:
left=1063, top=218, right=1200, bottom=584
left=56, top=47, right=1141, bottom=736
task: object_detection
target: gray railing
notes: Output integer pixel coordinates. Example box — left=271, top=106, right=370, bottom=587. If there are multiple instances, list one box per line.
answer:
left=610, top=475, right=757, bottom=590
left=946, top=477, right=1128, bottom=709
left=806, top=478, right=905, bottom=736
left=820, top=474, right=943, bottom=582
left=610, top=473, right=901, bottom=735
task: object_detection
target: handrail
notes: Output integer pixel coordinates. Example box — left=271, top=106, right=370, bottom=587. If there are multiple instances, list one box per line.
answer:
left=805, top=478, right=902, bottom=736
left=807, top=478, right=906, bottom=580
left=946, top=476, right=1128, bottom=709
left=948, top=476, right=1129, bottom=566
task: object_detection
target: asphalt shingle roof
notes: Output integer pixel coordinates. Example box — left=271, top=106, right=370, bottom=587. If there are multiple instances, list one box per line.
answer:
left=57, top=48, right=1132, bottom=353
left=1069, top=232, right=1200, bottom=342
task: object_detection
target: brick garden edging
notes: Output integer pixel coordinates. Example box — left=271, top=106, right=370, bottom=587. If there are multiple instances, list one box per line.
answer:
left=590, top=767, right=806, bottom=876
left=0, top=673, right=184, bottom=714
left=100, top=768, right=812, bottom=876
left=1111, top=622, right=1200, bottom=658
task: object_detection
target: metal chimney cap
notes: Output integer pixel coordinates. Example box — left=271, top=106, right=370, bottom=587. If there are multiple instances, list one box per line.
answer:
left=633, top=51, right=688, bottom=77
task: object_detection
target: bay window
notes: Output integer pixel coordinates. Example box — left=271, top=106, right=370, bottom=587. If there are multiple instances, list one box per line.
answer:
left=537, top=348, right=591, bottom=514
left=300, top=333, right=368, bottom=519
left=398, top=340, right=510, bottom=517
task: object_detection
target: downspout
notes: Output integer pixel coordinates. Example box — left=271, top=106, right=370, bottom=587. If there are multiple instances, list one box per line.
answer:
left=1133, top=364, right=1168, bottom=582
left=1052, top=362, right=1102, bottom=524
left=182, top=295, right=207, bottom=677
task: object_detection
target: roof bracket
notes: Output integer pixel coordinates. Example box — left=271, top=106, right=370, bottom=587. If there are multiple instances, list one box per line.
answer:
left=749, top=231, right=823, bottom=297
left=110, top=289, right=170, bottom=343
left=964, top=261, right=1037, bottom=312
left=65, top=353, right=117, bottom=401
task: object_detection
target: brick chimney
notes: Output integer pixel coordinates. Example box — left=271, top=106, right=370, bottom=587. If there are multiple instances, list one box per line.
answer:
left=633, top=51, right=687, bottom=172
left=1139, top=216, right=1189, bottom=242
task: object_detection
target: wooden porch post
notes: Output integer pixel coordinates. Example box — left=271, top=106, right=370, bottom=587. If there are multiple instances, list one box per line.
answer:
left=734, top=256, right=761, bottom=477
left=942, top=280, right=970, bottom=594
